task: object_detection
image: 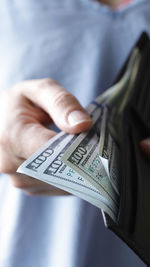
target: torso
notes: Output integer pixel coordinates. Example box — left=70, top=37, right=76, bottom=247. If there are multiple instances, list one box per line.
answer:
left=0, top=1, right=149, bottom=266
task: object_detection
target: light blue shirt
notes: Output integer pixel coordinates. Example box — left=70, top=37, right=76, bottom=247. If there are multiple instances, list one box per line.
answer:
left=0, top=0, right=149, bottom=266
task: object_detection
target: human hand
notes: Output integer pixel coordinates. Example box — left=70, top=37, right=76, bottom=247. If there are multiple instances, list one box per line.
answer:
left=0, top=79, right=92, bottom=195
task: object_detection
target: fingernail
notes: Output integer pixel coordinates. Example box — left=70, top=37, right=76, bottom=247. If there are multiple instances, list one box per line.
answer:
left=68, top=110, right=92, bottom=126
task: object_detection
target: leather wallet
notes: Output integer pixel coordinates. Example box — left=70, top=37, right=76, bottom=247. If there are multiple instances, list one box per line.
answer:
left=103, top=32, right=150, bottom=266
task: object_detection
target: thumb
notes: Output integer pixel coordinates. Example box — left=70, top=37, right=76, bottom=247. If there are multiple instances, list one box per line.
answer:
left=20, top=79, right=92, bottom=134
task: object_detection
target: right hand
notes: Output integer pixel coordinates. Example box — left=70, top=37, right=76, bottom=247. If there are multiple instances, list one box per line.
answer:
left=0, top=78, right=92, bottom=195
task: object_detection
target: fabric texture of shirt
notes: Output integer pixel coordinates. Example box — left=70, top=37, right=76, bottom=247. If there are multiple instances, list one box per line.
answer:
left=0, top=0, right=149, bottom=266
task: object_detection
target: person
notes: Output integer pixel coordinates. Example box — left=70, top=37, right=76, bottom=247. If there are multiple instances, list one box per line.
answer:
left=0, top=0, right=150, bottom=266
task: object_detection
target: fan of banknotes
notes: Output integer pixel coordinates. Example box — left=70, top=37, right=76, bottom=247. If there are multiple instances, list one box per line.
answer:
left=17, top=47, right=141, bottom=222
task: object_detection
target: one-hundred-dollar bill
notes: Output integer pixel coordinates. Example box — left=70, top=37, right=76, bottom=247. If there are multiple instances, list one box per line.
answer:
left=98, top=106, right=120, bottom=195
left=98, top=48, right=141, bottom=195
left=17, top=132, right=117, bottom=220
left=61, top=107, right=119, bottom=211
left=49, top=181, right=116, bottom=221
left=17, top=102, right=118, bottom=221
left=103, top=47, right=141, bottom=144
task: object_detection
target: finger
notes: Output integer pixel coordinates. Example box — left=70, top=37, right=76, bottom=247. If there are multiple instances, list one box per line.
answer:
left=9, top=173, right=48, bottom=189
left=9, top=173, right=70, bottom=196
left=21, top=100, right=52, bottom=124
left=0, top=122, right=55, bottom=173
left=18, top=79, right=92, bottom=134
left=0, top=149, right=23, bottom=173
left=140, top=138, right=150, bottom=159
left=14, top=121, right=56, bottom=159
left=24, top=189, right=70, bottom=196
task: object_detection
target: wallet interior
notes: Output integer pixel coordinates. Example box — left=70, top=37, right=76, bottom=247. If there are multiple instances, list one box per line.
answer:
left=103, top=32, right=150, bottom=266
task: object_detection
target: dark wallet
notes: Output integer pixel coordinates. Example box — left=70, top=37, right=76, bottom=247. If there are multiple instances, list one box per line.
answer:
left=103, top=32, right=150, bottom=266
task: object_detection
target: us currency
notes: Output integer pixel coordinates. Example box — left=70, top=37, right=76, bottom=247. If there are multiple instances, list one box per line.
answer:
left=60, top=48, right=141, bottom=211
left=103, top=47, right=141, bottom=143
left=94, top=59, right=132, bottom=193
left=98, top=106, right=120, bottom=195
left=98, top=47, right=141, bottom=194
left=43, top=180, right=116, bottom=221
left=17, top=101, right=118, bottom=221
left=18, top=133, right=117, bottom=221
left=98, top=67, right=130, bottom=194
left=105, top=47, right=141, bottom=111
left=61, top=106, right=119, bottom=211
